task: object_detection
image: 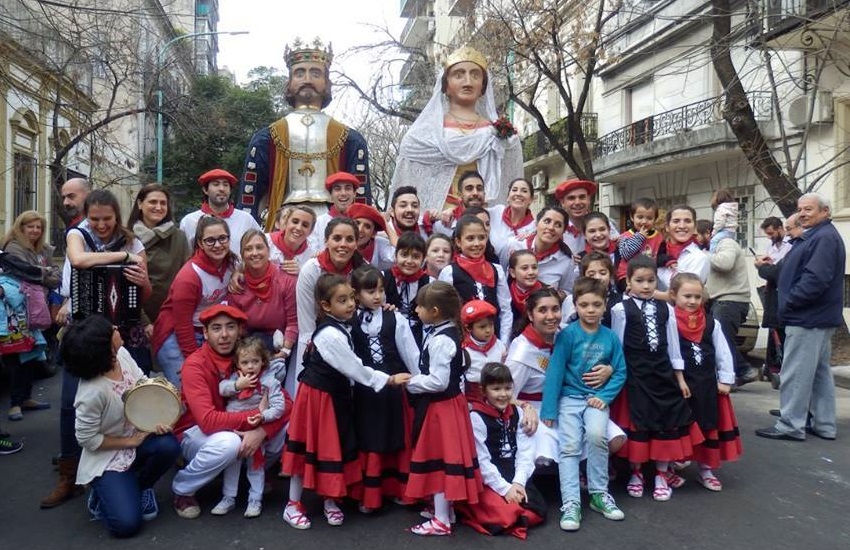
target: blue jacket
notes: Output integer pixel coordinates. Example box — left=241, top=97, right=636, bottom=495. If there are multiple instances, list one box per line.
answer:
left=777, top=219, right=845, bottom=328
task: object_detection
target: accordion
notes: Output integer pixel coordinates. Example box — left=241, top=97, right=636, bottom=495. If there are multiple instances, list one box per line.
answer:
left=70, top=265, right=140, bottom=326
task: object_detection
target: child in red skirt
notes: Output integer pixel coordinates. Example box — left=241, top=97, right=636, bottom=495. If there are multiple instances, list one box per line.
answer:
left=349, top=265, right=421, bottom=513
left=281, top=274, right=410, bottom=529
left=457, top=362, right=546, bottom=539
left=670, top=273, right=742, bottom=491
left=405, top=281, right=483, bottom=536
left=461, top=300, right=506, bottom=403
left=609, top=256, right=704, bottom=502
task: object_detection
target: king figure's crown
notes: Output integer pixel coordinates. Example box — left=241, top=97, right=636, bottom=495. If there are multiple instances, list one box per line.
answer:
left=285, top=37, right=333, bottom=69
left=444, top=45, right=488, bottom=71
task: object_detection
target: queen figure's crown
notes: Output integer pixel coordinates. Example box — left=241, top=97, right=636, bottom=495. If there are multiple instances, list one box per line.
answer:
left=285, top=37, right=333, bottom=69
left=444, top=45, right=488, bottom=71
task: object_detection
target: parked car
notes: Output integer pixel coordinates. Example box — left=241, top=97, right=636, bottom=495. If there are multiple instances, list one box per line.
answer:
left=735, top=302, right=759, bottom=354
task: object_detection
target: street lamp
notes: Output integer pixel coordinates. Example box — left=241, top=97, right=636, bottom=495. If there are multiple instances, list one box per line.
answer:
left=156, top=30, right=249, bottom=182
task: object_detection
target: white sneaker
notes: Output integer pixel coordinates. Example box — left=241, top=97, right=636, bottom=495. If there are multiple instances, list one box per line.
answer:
left=211, top=496, right=236, bottom=516
left=244, top=499, right=262, bottom=518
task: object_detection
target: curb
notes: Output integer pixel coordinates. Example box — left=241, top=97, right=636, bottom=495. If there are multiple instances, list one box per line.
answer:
left=834, top=366, right=850, bottom=391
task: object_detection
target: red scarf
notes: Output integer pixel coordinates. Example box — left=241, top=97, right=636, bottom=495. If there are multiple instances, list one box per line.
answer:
left=509, top=280, right=543, bottom=315
left=521, top=324, right=553, bottom=351
left=191, top=248, right=229, bottom=282
left=328, top=205, right=346, bottom=218
left=585, top=240, right=617, bottom=255
left=199, top=342, right=235, bottom=380
left=463, top=334, right=497, bottom=354
left=565, top=222, right=581, bottom=237
left=452, top=204, right=465, bottom=221
left=244, top=262, right=274, bottom=302
left=675, top=306, right=706, bottom=343
left=316, top=249, right=354, bottom=275
left=527, top=235, right=560, bottom=261
left=470, top=398, right=514, bottom=423
left=200, top=201, right=234, bottom=219
left=502, top=207, right=533, bottom=234
left=391, top=265, right=426, bottom=283
left=269, top=230, right=307, bottom=261
left=237, top=377, right=263, bottom=400
left=666, top=237, right=696, bottom=262
left=455, top=254, right=494, bottom=286
left=359, top=239, right=376, bottom=264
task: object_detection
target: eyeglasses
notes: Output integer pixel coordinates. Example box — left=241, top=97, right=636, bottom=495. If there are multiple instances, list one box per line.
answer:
left=202, top=235, right=230, bottom=246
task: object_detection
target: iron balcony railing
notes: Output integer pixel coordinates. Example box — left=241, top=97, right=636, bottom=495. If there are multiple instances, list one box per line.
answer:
left=594, top=92, right=774, bottom=158
left=521, top=113, right=598, bottom=160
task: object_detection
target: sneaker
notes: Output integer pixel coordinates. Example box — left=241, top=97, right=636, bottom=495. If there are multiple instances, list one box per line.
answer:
left=244, top=499, right=262, bottom=518
left=87, top=490, right=103, bottom=521
left=323, top=506, right=344, bottom=526
left=211, top=496, right=236, bottom=516
left=590, top=492, right=625, bottom=521
left=0, top=436, right=23, bottom=455
left=559, top=500, right=582, bottom=531
left=7, top=406, right=23, bottom=421
left=283, top=500, right=312, bottom=529
left=173, top=494, right=201, bottom=519
left=141, top=488, right=159, bottom=521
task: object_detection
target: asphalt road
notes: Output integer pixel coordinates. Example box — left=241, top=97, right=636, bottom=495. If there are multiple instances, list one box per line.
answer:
left=2, top=372, right=849, bottom=550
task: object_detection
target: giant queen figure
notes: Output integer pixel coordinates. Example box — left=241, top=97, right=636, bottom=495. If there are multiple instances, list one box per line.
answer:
left=238, top=38, right=370, bottom=231
left=391, top=46, right=523, bottom=213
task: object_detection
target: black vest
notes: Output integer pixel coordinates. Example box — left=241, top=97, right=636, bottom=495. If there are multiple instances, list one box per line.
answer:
left=451, top=263, right=501, bottom=336
left=350, top=309, right=405, bottom=375
left=680, top=316, right=720, bottom=431
left=382, top=269, right=430, bottom=349
left=472, top=405, right=519, bottom=480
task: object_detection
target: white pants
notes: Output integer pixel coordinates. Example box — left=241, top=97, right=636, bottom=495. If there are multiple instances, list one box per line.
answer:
left=172, top=425, right=287, bottom=497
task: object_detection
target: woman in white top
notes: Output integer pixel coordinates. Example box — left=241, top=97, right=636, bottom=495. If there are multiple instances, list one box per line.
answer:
left=501, top=205, right=576, bottom=293
left=657, top=205, right=709, bottom=293
left=266, top=205, right=319, bottom=276
left=65, top=315, right=179, bottom=538
left=488, top=178, right=537, bottom=253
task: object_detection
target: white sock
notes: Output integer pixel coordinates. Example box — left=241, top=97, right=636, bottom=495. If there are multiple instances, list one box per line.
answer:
left=698, top=464, right=714, bottom=477
left=433, top=492, right=451, bottom=525
left=656, top=461, right=670, bottom=473
left=324, top=498, right=341, bottom=513
left=288, top=475, right=303, bottom=504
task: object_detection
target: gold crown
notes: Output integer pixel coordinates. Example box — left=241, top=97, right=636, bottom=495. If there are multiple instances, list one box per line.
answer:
left=285, top=37, right=333, bottom=69
left=444, top=45, right=488, bottom=71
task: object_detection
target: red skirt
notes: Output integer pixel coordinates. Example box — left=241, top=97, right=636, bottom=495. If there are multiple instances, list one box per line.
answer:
left=456, top=486, right=546, bottom=540
left=281, top=384, right=362, bottom=499
left=610, top=390, right=705, bottom=464
left=692, top=394, right=743, bottom=469
left=405, top=394, right=482, bottom=504
left=359, top=400, right=414, bottom=508
left=464, top=381, right=484, bottom=404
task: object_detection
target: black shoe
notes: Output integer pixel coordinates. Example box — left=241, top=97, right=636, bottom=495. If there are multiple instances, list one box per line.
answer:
left=769, top=409, right=780, bottom=417
left=736, top=367, right=759, bottom=387
left=805, top=427, right=836, bottom=441
left=770, top=373, right=781, bottom=390
left=754, top=427, right=804, bottom=441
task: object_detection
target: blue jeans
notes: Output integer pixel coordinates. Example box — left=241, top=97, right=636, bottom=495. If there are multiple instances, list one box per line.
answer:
left=709, top=229, right=735, bottom=252
left=90, top=433, right=180, bottom=538
left=775, top=326, right=837, bottom=438
left=710, top=300, right=751, bottom=377
left=156, top=332, right=203, bottom=389
left=556, top=396, right=610, bottom=504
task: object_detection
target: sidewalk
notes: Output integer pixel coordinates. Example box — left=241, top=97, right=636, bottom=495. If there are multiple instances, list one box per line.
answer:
left=748, top=348, right=850, bottom=390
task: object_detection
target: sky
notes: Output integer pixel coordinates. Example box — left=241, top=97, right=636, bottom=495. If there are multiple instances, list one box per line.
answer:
left=217, top=0, right=405, bottom=121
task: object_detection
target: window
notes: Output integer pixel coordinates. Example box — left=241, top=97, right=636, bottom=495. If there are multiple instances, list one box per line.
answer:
left=731, top=186, right=756, bottom=251
left=13, top=153, right=36, bottom=217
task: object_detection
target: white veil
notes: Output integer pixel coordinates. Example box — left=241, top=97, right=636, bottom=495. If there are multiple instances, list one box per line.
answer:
left=391, top=71, right=523, bottom=213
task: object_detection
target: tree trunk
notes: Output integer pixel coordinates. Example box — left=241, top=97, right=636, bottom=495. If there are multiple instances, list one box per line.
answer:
left=710, top=0, right=801, bottom=217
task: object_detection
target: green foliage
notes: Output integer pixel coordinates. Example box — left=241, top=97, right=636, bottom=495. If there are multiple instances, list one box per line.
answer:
left=153, top=73, right=277, bottom=215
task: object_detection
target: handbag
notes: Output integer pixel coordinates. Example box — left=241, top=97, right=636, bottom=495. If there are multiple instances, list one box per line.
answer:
left=0, top=300, right=35, bottom=355
left=20, top=281, right=51, bottom=330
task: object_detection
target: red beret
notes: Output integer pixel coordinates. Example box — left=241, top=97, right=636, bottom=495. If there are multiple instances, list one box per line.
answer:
left=324, top=171, right=361, bottom=192
left=554, top=179, right=598, bottom=201
left=198, top=169, right=238, bottom=187
left=461, top=300, right=498, bottom=325
left=198, top=304, right=248, bottom=325
left=346, top=203, right=386, bottom=232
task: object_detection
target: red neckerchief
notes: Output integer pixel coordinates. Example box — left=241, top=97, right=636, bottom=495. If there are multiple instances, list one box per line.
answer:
left=675, top=305, right=706, bottom=343
left=526, top=235, right=560, bottom=261
left=509, top=280, right=543, bottom=315
left=521, top=324, right=553, bottom=351
left=359, top=238, right=376, bottom=264
left=463, top=334, right=497, bottom=354
left=392, top=218, right=418, bottom=235
left=244, top=262, right=274, bottom=302
left=502, top=208, right=533, bottom=234
left=391, top=265, right=427, bottom=283
left=70, top=214, right=84, bottom=228
left=200, top=201, right=235, bottom=219
left=269, top=230, right=307, bottom=261
left=191, top=248, right=229, bottom=282
left=328, top=205, right=347, bottom=218
left=470, top=398, right=515, bottom=423
left=666, top=236, right=696, bottom=261
left=452, top=204, right=465, bottom=221
left=316, top=249, right=354, bottom=275
left=455, top=254, right=494, bottom=286
left=584, top=240, right=617, bottom=255
left=237, top=376, right=263, bottom=400
left=200, top=342, right=234, bottom=380
left=565, top=222, right=581, bottom=237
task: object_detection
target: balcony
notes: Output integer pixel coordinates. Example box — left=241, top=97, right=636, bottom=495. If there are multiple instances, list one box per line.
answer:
left=522, top=113, right=598, bottom=161
left=448, top=0, right=476, bottom=16
left=401, top=16, right=434, bottom=48
left=400, top=0, right=431, bottom=18
left=760, top=0, right=850, bottom=45
left=594, top=92, right=773, bottom=159
left=400, top=55, right=431, bottom=88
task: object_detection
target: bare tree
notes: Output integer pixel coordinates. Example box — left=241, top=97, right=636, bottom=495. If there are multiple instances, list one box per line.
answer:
left=349, top=106, right=408, bottom=209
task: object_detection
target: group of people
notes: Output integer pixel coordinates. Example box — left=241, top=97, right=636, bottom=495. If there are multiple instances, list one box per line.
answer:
left=0, top=36, right=844, bottom=542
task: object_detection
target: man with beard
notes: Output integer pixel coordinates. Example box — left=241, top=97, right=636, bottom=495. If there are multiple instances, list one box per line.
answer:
left=180, top=169, right=260, bottom=257
left=429, top=170, right=489, bottom=236
left=237, top=39, right=370, bottom=231
left=388, top=186, right=428, bottom=239
left=760, top=216, right=792, bottom=263
left=60, top=177, right=91, bottom=228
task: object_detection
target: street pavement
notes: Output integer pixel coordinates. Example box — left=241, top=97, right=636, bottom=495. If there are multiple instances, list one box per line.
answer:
left=2, top=372, right=849, bottom=550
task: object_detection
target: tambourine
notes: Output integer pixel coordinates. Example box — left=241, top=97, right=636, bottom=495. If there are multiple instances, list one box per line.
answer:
left=123, top=377, right=182, bottom=432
